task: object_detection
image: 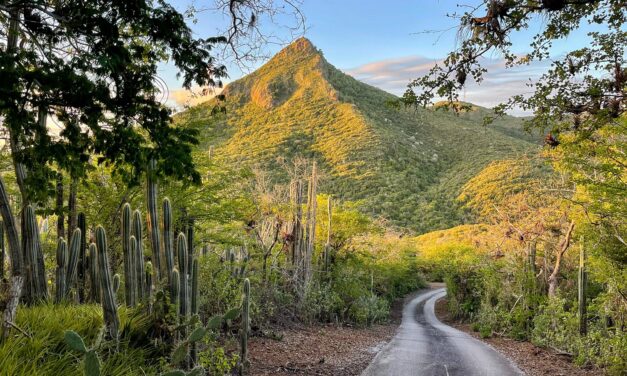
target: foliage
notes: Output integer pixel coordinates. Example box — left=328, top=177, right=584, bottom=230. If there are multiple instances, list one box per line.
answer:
left=403, top=0, right=625, bottom=136
left=176, top=37, right=538, bottom=232
left=0, top=0, right=228, bottom=203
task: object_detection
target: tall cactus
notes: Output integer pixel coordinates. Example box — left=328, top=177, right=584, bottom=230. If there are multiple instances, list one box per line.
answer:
left=65, top=228, right=82, bottom=299
left=191, top=258, right=199, bottom=315
left=163, top=198, right=174, bottom=285
left=77, top=213, right=87, bottom=303
left=145, top=261, right=153, bottom=303
left=133, top=210, right=146, bottom=300
left=177, top=233, right=190, bottom=319
left=95, top=226, right=119, bottom=340
left=122, top=204, right=134, bottom=306
left=146, top=159, right=162, bottom=281
left=578, top=242, right=587, bottom=335
left=24, top=204, right=47, bottom=301
left=239, top=278, right=251, bottom=375
left=128, top=236, right=138, bottom=306
left=88, top=243, right=100, bottom=303
left=171, top=268, right=180, bottom=306
left=55, top=238, right=67, bottom=303
left=187, top=218, right=194, bottom=277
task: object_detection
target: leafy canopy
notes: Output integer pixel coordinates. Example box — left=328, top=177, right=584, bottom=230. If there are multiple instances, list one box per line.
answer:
left=0, top=0, right=227, bottom=202
left=403, top=0, right=626, bottom=135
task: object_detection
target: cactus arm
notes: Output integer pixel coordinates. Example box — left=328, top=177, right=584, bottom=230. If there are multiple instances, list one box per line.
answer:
left=65, top=228, right=82, bottom=299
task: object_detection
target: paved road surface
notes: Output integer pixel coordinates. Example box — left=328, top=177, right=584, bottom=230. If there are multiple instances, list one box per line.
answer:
left=362, top=288, right=523, bottom=376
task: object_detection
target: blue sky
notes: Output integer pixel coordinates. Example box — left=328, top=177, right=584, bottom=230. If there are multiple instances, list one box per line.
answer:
left=163, top=0, right=601, bottom=111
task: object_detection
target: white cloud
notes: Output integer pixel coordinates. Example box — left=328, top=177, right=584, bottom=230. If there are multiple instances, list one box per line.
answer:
left=166, top=87, right=223, bottom=110
left=344, top=56, right=552, bottom=115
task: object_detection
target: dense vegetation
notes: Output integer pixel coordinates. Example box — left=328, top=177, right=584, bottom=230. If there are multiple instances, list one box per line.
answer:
left=0, top=1, right=624, bottom=375
left=178, top=38, right=540, bottom=233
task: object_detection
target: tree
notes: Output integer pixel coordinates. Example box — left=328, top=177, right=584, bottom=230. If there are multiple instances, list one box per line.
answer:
left=403, top=0, right=625, bottom=135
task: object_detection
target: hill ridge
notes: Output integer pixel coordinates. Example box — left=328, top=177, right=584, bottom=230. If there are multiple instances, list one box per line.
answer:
left=178, top=38, right=538, bottom=232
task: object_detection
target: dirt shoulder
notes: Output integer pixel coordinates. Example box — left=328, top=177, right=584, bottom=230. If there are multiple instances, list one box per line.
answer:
left=434, top=298, right=603, bottom=376
left=248, top=290, right=415, bottom=375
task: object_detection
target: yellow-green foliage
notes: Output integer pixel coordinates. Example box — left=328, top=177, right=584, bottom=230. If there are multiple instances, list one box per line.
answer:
left=414, top=224, right=516, bottom=256
left=176, top=38, right=538, bottom=232
left=0, top=304, right=158, bottom=375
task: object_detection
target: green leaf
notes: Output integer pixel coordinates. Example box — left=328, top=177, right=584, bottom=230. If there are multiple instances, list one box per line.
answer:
left=206, top=315, right=223, bottom=329
left=172, top=343, right=188, bottom=364
left=84, top=350, right=100, bottom=376
left=223, top=307, right=240, bottom=321
left=161, top=371, right=186, bottom=376
left=64, top=330, right=87, bottom=353
left=188, top=327, right=206, bottom=342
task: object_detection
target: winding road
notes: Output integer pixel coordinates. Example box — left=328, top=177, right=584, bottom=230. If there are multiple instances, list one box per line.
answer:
left=361, top=288, right=523, bottom=376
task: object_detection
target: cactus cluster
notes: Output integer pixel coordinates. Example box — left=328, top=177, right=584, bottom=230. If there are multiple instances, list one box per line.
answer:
left=54, top=228, right=81, bottom=303
left=24, top=205, right=48, bottom=301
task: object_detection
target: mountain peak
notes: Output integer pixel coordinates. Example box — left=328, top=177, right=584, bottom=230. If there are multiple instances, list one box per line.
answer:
left=222, top=36, right=330, bottom=109
left=280, top=37, right=317, bottom=55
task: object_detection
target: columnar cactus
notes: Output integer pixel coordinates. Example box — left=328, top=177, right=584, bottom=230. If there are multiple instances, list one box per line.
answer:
left=95, top=226, right=120, bottom=340
left=24, top=205, right=47, bottom=301
left=122, top=203, right=134, bottom=306
left=65, top=228, right=82, bottom=297
left=171, top=268, right=180, bottom=306
left=129, top=236, right=138, bottom=306
left=163, top=198, right=174, bottom=285
left=146, top=159, right=162, bottom=281
left=133, top=210, right=146, bottom=300
left=191, top=258, right=199, bottom=315
left=113, top=274, right=120, bottom=294
left=239, top=278, right=251, bottom=375
left=88, top=243, right=100, bottom=303
left=77, top=213, right=87, bottom=303
left=177, top=233, right=190, bottom=319
left=145, top=261, right=153, bottom=304
left=187, top=218, right=194, bottom=276
left=578, top=243, right=587, bottom=335
left=55, top=238, right=67, bottom=303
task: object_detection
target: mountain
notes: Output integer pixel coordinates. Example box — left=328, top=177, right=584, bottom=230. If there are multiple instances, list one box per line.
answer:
left=177, top=38, right=539, bottom=233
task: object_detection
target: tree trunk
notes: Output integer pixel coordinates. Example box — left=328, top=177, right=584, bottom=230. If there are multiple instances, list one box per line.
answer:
left=548, top=221, right=575, bottom=297
left=1, top=275, right=24, bottom=342
left=0, top=178, right=22, bottom=277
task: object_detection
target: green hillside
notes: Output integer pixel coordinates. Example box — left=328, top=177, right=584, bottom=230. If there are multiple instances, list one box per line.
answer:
left=177, top=38, right=539, bottom=232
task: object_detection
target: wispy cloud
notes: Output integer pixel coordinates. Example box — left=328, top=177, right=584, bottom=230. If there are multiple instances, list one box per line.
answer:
left=344, top=56, right=551, bottom=115
left=166, top=87, right=223, bottom=110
